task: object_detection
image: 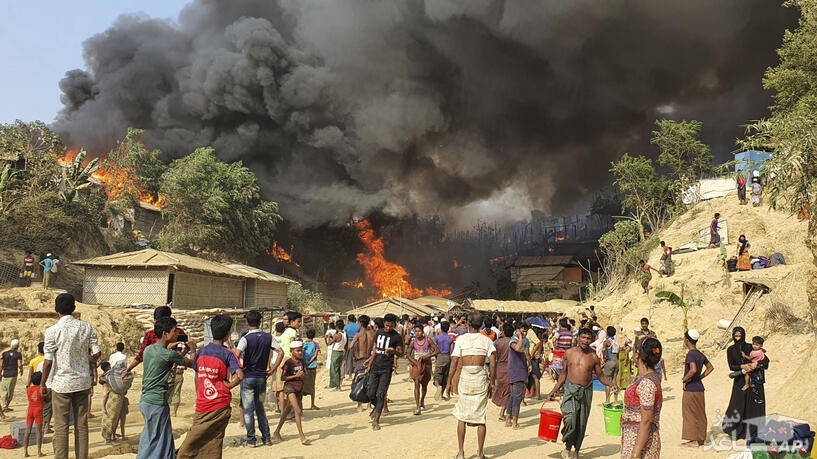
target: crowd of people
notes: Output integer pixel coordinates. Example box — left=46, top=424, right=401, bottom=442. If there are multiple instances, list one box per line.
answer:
left=0, top=292, right=775, bottom=459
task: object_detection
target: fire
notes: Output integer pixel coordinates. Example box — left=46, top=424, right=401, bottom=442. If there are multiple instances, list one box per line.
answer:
left=555, top=236, right=566, bottom=242
left=269, top=241, right=293, bottom=263
left=353, top=219, right=451, bottom=299
left=57, top=149, right=78, bottom=165
left=341, top=281, right=365, bottom=289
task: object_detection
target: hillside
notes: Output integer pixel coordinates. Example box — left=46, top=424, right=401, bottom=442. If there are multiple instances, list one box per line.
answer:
left=593, top=190, right=817, bottom=424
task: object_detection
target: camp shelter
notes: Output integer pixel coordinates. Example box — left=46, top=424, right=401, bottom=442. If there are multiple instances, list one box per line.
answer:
left=224, top=263, right=297, bottom=309
left=346, top=297, right=445, bottom=318
left=415, top=295, right=457, bottom=312
left=508, top=256, right=585, bottom=298
left=465, top=299, right=578, bottom=314
left=73, top=249, right=297, bottom=309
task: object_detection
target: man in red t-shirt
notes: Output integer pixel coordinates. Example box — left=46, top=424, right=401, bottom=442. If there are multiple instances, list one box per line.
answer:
left=123, top=306, right=187, bottom=380
left=177, top=315, right=242, bottom=459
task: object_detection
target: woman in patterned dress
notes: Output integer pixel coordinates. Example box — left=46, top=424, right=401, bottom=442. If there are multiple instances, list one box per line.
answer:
left=620, top=337, right=663, bottom=459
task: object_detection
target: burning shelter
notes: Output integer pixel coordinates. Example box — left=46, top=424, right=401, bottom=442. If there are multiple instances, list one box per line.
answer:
left=73, top=249, right=297, bottom=309
left=508, top=256, right=585, bottom=299
left=345, top=297, right=445, bottom=319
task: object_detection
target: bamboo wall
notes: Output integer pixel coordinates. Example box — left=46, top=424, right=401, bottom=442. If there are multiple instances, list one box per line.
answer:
left=172, top=271, right=244, bottom=309
left=82, top=268, right=169, bottom=306
left=254, top=280, right=288, bottom=309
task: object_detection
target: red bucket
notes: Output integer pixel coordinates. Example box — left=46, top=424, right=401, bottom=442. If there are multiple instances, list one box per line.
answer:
left=538, top=409, right=563, bottom=442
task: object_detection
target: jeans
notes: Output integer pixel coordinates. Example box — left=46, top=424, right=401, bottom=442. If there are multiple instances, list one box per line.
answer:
left=52, top=389, right=89, bottom=459
left=366, top=369, right=393, bottom=414
left=241, top=377, right=270, bottom=445
left=507, top=381, right=525, bottom=418
left=137, top=401, right=175, bottom=459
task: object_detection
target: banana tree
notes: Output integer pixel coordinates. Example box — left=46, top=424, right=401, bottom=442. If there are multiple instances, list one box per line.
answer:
left=656, top=287, right=702, bottom=332
left=58, top=149, right=99, bottom=202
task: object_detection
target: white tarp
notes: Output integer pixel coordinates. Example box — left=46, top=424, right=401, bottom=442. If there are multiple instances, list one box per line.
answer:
left=682, top=177, right=736, bottom=204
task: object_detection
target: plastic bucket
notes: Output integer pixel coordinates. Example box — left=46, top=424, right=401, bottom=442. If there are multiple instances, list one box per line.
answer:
left=603, top=403, right=623, bottom=436
left=551, top=349, right=565, bottom=369
left=538, top=409, right=563, bottom=442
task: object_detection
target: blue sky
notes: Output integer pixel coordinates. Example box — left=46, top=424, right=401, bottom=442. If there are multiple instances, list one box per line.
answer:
left=0, top=1, right=186, bottom=124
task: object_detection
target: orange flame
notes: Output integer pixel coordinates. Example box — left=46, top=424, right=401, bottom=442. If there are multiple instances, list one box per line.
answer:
left=341, top=281, right=365, bottom=289
left=353, top=219, right=451, bottom=299
left=555, top=236, right=566, bottom=242
left=269, top=241, right=293, bottom=263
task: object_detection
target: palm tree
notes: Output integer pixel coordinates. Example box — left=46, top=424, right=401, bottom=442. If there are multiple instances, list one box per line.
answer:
left=655, top=286, right=701, bottom=332
left=58, top=149, right=99, bottom=202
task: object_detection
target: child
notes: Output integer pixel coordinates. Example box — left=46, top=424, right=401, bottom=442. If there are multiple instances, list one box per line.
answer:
left=273, top=341, right=311, bottom=445
left=101, top=360, right=131, bottom=444
left=740, top=336, right=766, bottom=391
left=302, top=330, right=321, bottom=410
left=407, top=324, right=438, bottom=415
left=23, top=371, right=44, bottom=457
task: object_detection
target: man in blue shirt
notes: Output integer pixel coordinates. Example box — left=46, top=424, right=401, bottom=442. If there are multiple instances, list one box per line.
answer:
left=39, top=254, right=53, bottom=290
left=342, top=315, right=360, bottom=380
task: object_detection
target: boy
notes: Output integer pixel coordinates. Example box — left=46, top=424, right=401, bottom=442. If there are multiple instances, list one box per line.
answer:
left=738, top=336, right=766, bottom=391
left=273, top=341, right=311, bottom=445
left=24, top=371, right=44, bottom=457
left=177, top=315, right=243, bottom=458
left=136, top=317, right=196, bottom=459
left=302, top=330, right=321, bottom=410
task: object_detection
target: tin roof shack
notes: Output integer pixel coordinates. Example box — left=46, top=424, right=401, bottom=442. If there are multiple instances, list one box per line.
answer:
left=74, top=249, right=297, bottom=309
left=509, top=256, right=585, bottom=300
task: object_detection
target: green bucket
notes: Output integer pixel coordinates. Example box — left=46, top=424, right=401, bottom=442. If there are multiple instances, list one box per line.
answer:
left=603, top=403, right=624, bottom=436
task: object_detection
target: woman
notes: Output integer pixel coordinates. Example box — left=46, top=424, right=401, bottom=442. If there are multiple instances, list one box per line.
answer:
left=751, top=181, right=762, bottom=207
left=616, top=327, right=633, bottom=389
left=681, top=329, right=714, bottom=446
left=637, top=260, right=660, bottom=294
left=736, top=235, right=751, bottom=271
left=620, top=338, right=663, bottom=459
left=491, top=324, right=512, bottom=421
left=737, top=171, right=747, bottom=204
left=722, top=327, right=769, bottom=440
left=408, top=324, right=439, bottom=415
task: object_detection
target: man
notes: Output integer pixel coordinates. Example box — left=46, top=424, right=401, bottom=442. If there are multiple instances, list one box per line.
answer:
left=553, top=318, right=574, bottom=351
left=137, top=316, right=196, bottom=459
left=109, top=343, right=127, bottom=368
left=123, top=306, right=188, bottom=378
left=601, top=326, right=620, bottom=404
left=709, top=213, right=721, bottom=248
left=51, top=256, right=61, bottom=284
left=548, top=328, right=618, bottom=459
left=433, top=320, right=454, bottom=401
left=21, top=251, right=36, bottom=287
left=447, top=312, right=496, bottom=459
left=659, top=241, right=674, bottom=276
left=363, top=313, right=403, bottom=431
left=681, top=329, right=714, bottom=447
left=177, top=315, right=242, bottom=458
left=506, top=324, right=529, bottom=429
left=349, top=315, right=373, bottom=410
left=39, top=254, right=53, bottom=290
left=237, top=310, right=283, bottom=447
left=633, top=317, right=657, bottom=360
left=41, top=294, right=101, bottom=459
left=1, top=339, right=23, bottom=412
left=342, top=315, right=360, bottom=380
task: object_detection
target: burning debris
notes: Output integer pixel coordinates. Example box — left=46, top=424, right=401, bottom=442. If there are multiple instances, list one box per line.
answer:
left=268, top=241, right=293, bottom=263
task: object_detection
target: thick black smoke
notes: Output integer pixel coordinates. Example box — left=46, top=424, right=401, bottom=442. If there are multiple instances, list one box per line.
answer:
left=56, top=0, right=795, bottom=227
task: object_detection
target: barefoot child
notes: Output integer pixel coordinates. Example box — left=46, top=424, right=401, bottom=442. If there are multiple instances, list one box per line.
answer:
left=407, top=324, right=439, bottom=415
left=273, top=341, right=311, bottom=445
left=23, top=371, right=44, bottom=457
left=740, top=336, right=766, bottom=391
left=302, top=330, right=321, bottom=410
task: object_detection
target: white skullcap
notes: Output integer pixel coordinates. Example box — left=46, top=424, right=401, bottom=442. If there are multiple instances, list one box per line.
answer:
left=10, top=339, right=19, bottom=348
left=686, top=329, right=701, bottom=341
left=290, top=340, right=303, bottom=349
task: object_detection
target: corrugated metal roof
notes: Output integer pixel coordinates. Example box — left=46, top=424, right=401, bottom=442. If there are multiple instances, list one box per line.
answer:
left=74, top=249, right=246, bottom=279
left=224, top=263, right=299, bottom=284
left=512, top=256, right=575, bottom=267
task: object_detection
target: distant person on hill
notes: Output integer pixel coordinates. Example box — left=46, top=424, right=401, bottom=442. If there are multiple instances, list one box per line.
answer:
left=736, top=171, right=748, bottom=205
left=547, top=328, right=618, bottom=459
left=659, top=241, right=674, bottom=277
left=709, top=213, right=721, bottom=248
left=637, top=260, right=660, bottom=294
left=50, top=256, right=61, bottom=284
left=21, top=251, right=36, bottom=287
left=751, top=180, right=762, bottom=207
left=38, top=253, right=53, bottom=290
left=736, top=235, right=752, bottom=271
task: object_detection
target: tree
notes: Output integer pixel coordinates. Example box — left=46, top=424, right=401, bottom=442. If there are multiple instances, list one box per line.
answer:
left=287, top=284, right=327, bottom=313
left=0, top=163, right=21, bottom=213
left=57, top=150, right=99, bottom=203
left=0, top=121, right=62, bottom=195
left=651, top=119, right=714, bottom=191
left=158, top=147, right=282, bottom=262
left=610, top=153, right=678, bottom=238
left=655, top=288, right=701, bottom=332
left=740, top=0, right=817, bottom=329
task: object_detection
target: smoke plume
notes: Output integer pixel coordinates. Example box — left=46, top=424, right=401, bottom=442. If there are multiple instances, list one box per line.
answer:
left=56, top=0, right=795, bottom=227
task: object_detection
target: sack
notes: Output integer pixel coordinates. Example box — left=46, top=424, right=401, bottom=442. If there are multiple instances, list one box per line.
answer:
left=105, top=361, right=133, bottom=395
left=349, top=370, right=370, bottom=403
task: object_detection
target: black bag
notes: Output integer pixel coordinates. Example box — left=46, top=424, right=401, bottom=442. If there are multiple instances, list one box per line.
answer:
left=727, top=258, right=738, bottom=272
left=349, top=370, right=370, bottom=403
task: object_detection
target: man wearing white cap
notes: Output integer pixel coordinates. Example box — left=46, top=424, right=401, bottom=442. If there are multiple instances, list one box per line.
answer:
left=0, top=339, right=23, bottom=412
left=681, top=329, right=714, bottom=446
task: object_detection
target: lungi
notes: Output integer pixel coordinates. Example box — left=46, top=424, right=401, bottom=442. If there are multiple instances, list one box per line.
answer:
left=561, top=380, right=593, bottom=451
left=303, top=368, right=317, bottom=396
left=102, top=392, right=125, bottom=441
left=271, top=369, right=285, bottom=393
left=177, top=407, right=231, bottom=459
left=452, top=366, right=489, bottom=425
left=682, top=391, right=707, bottom=442
left=410, top=359, right=432, bottom=384
left=434, top=354, right=451, bottom=389
left=168, top=372, right=183, bottom=405
left=136, top=401, right=175, bottom=459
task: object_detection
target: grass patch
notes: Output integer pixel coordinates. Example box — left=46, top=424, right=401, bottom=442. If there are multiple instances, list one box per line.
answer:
left=764, top=300, right=810, bottom=334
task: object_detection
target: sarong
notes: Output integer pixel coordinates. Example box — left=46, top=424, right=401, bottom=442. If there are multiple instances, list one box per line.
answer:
left=410, top=359, right=432, bottom=384
left=452, top=366, right=489, bottom=425
left=682, top=391, right=707, bottom=442
left=710, top=232, right=721, bottom=246
left=434, top=354, right=451, bottom=387
left=168, top=372, right=183, bottom=405
left=271, top=369, right=285, bottom=393
left=617, top=352, right=632, bottom=388
left=177, top=407, right=231, bottom=459
left=136, top=401, right=175, bottom=459
left=560, top=380, right=593, bottom=451
left=621, top=422, right=661, bottom=458
left=303, top=368, right=317, bottom=396
left=102, top=392, right=125, bottom=441
left=737, top=252, right=752, bottom=271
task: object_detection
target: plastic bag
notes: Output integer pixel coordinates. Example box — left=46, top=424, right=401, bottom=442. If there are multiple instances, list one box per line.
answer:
left=349, top=369, right=370, bottom=403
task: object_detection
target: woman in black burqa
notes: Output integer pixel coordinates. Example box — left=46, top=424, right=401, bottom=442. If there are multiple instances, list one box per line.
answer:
left=722, top=326, right=769, bottom=439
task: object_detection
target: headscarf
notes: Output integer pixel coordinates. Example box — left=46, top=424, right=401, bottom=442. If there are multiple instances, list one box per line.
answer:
left=728, top=326, right=750, bottom=362
left=738, top=236, right=749, bottom=256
